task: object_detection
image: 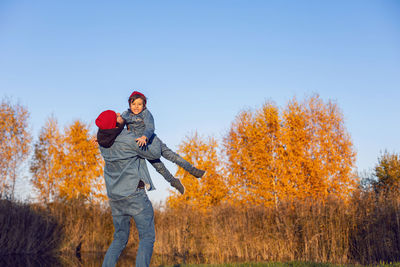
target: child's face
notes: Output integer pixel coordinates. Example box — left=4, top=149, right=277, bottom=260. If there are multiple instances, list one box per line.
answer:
left=130, top=98, right=144, bottom=115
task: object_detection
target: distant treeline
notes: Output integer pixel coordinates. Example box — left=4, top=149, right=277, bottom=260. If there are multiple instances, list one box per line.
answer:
left=2, top=94, right=400, bottom=265
left=1, top=95, right=358, bottom=206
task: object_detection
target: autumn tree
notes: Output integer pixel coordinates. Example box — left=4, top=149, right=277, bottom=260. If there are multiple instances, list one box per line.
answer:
left=58, top=120, right=105, bottom=202
left=281, top=96, right=356, bottom=200
left=30, top=116, right=63, bottom=203
left=224, top=102, right=285, bottom=206
left=363, top=151, right=400, bottom=194
left=31, top=119, right=105, bottom=203
left=224, top=95, right=356, bottom=206
left=0, top=98, right=31, bottom=200
left=167, top=133, right=228, bottom=211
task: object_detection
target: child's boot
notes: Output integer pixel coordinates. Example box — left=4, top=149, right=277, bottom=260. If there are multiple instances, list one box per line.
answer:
left=170, top=178, right=185, bottom=194
left=187, top=167, right=206, bottom=179
left=160, top=143, right=206, bottom=179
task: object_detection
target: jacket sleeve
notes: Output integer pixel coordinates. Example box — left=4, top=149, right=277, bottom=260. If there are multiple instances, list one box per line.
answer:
left=128, top=139, right=161, bottom=160
left=123, top=131, right=161, bottom=160
left=101, top=131, right=161, bottom=162
left=121, top=110, right=131, bottom=123
left=142, top=109, right=155, bottom=140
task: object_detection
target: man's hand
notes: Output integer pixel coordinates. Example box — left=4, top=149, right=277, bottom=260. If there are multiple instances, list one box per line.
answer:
left=136, top=136, right=147, bottom=147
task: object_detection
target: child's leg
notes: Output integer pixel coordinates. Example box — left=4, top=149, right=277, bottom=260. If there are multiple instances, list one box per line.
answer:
left=148, top=159, right=185, bottom=194
left=157, top=138, right=205, bottom=178
left=148, top=159, right=173, bottom=182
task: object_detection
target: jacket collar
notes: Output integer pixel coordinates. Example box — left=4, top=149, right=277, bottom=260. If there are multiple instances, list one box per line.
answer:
left=97, top=123, right=125, bottom=148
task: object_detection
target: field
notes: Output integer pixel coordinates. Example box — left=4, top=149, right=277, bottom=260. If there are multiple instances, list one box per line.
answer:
left=1, top=192, right=400, bottom=266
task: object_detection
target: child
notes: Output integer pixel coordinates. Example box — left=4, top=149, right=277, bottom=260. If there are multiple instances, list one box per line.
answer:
left=121, top=91, right=205, bottom=194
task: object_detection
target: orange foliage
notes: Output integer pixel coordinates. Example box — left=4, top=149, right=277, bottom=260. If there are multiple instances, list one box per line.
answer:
left=58, top=120, right=105, bottom=201
left=167, top=133, right=228, bottom=211
left=224, top=102, right=284, bottom=206
left=281, top=96, right=357, bottom=200
left=371, top=151, right=400, bottom=194
left=31, top=118, right=105, bottom=203
left=224, top=95, right=357, bottom=206
left=30, top=116, right=63, bottom=202
left=0, top=98, right=31, bottom=199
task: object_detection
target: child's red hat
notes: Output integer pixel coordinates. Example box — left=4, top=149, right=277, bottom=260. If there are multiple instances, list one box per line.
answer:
left=129, top=91, right=147, bottom=104
left=95, top=110, right=117, bottom=130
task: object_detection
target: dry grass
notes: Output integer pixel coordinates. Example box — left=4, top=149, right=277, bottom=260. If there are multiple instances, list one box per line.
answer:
left=1, top=191, right=400, bottom=266
left=0, top=200, right=62, bottom=255
left=154, top=198, right=354, bottom=265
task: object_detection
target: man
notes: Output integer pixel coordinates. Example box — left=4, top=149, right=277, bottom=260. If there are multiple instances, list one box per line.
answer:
left=95, top=110, right=161, bottom=267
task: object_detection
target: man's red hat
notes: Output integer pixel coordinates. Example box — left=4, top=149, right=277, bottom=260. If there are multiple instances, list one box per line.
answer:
left=95, top=110, right=117, bottom=130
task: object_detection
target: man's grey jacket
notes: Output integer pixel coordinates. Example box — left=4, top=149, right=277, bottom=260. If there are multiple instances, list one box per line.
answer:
left=99, top=129, right=161, bottom=200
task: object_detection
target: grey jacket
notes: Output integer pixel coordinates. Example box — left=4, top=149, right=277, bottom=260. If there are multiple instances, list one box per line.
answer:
left=99, top=129, right=161, bottom=200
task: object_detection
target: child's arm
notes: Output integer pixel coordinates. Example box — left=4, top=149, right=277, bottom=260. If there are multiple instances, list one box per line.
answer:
left=142, top=109, right=155, bottom=140
left=120, top=110, right=130, bottom=124
left=136, top=109, right=155, bottom=147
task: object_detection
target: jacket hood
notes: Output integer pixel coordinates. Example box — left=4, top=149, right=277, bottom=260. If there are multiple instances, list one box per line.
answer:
left=97, top=123, right=125, bottom=148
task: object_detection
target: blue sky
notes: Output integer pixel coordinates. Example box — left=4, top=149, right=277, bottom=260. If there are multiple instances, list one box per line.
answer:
left=1, top=0, right=399, bottom=203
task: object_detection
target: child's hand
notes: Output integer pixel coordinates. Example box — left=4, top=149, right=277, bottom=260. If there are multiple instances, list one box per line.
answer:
left=136, top=136, right=147, bottom=147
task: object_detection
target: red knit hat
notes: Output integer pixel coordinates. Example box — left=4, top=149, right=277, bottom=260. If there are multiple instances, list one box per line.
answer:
left=95, top=110, right=117, bottom=130
left=129, top=91, right=147, bottom=104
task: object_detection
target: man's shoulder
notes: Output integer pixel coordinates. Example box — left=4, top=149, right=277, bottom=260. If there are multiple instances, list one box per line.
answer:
left=101, top=130, right=132, bottom=148
left=115, top=129, right=134, bottom=142
left=100, top=130, right=135, bottom=155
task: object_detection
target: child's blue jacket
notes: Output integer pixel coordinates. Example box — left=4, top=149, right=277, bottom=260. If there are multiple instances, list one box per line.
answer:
left=121, top=108, right=155, bottom=140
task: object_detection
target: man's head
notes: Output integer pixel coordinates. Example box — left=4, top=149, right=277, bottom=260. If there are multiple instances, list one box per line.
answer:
left=95, top=110, right=124, bottom=129
left=95, top=110, right=125, bottom=148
